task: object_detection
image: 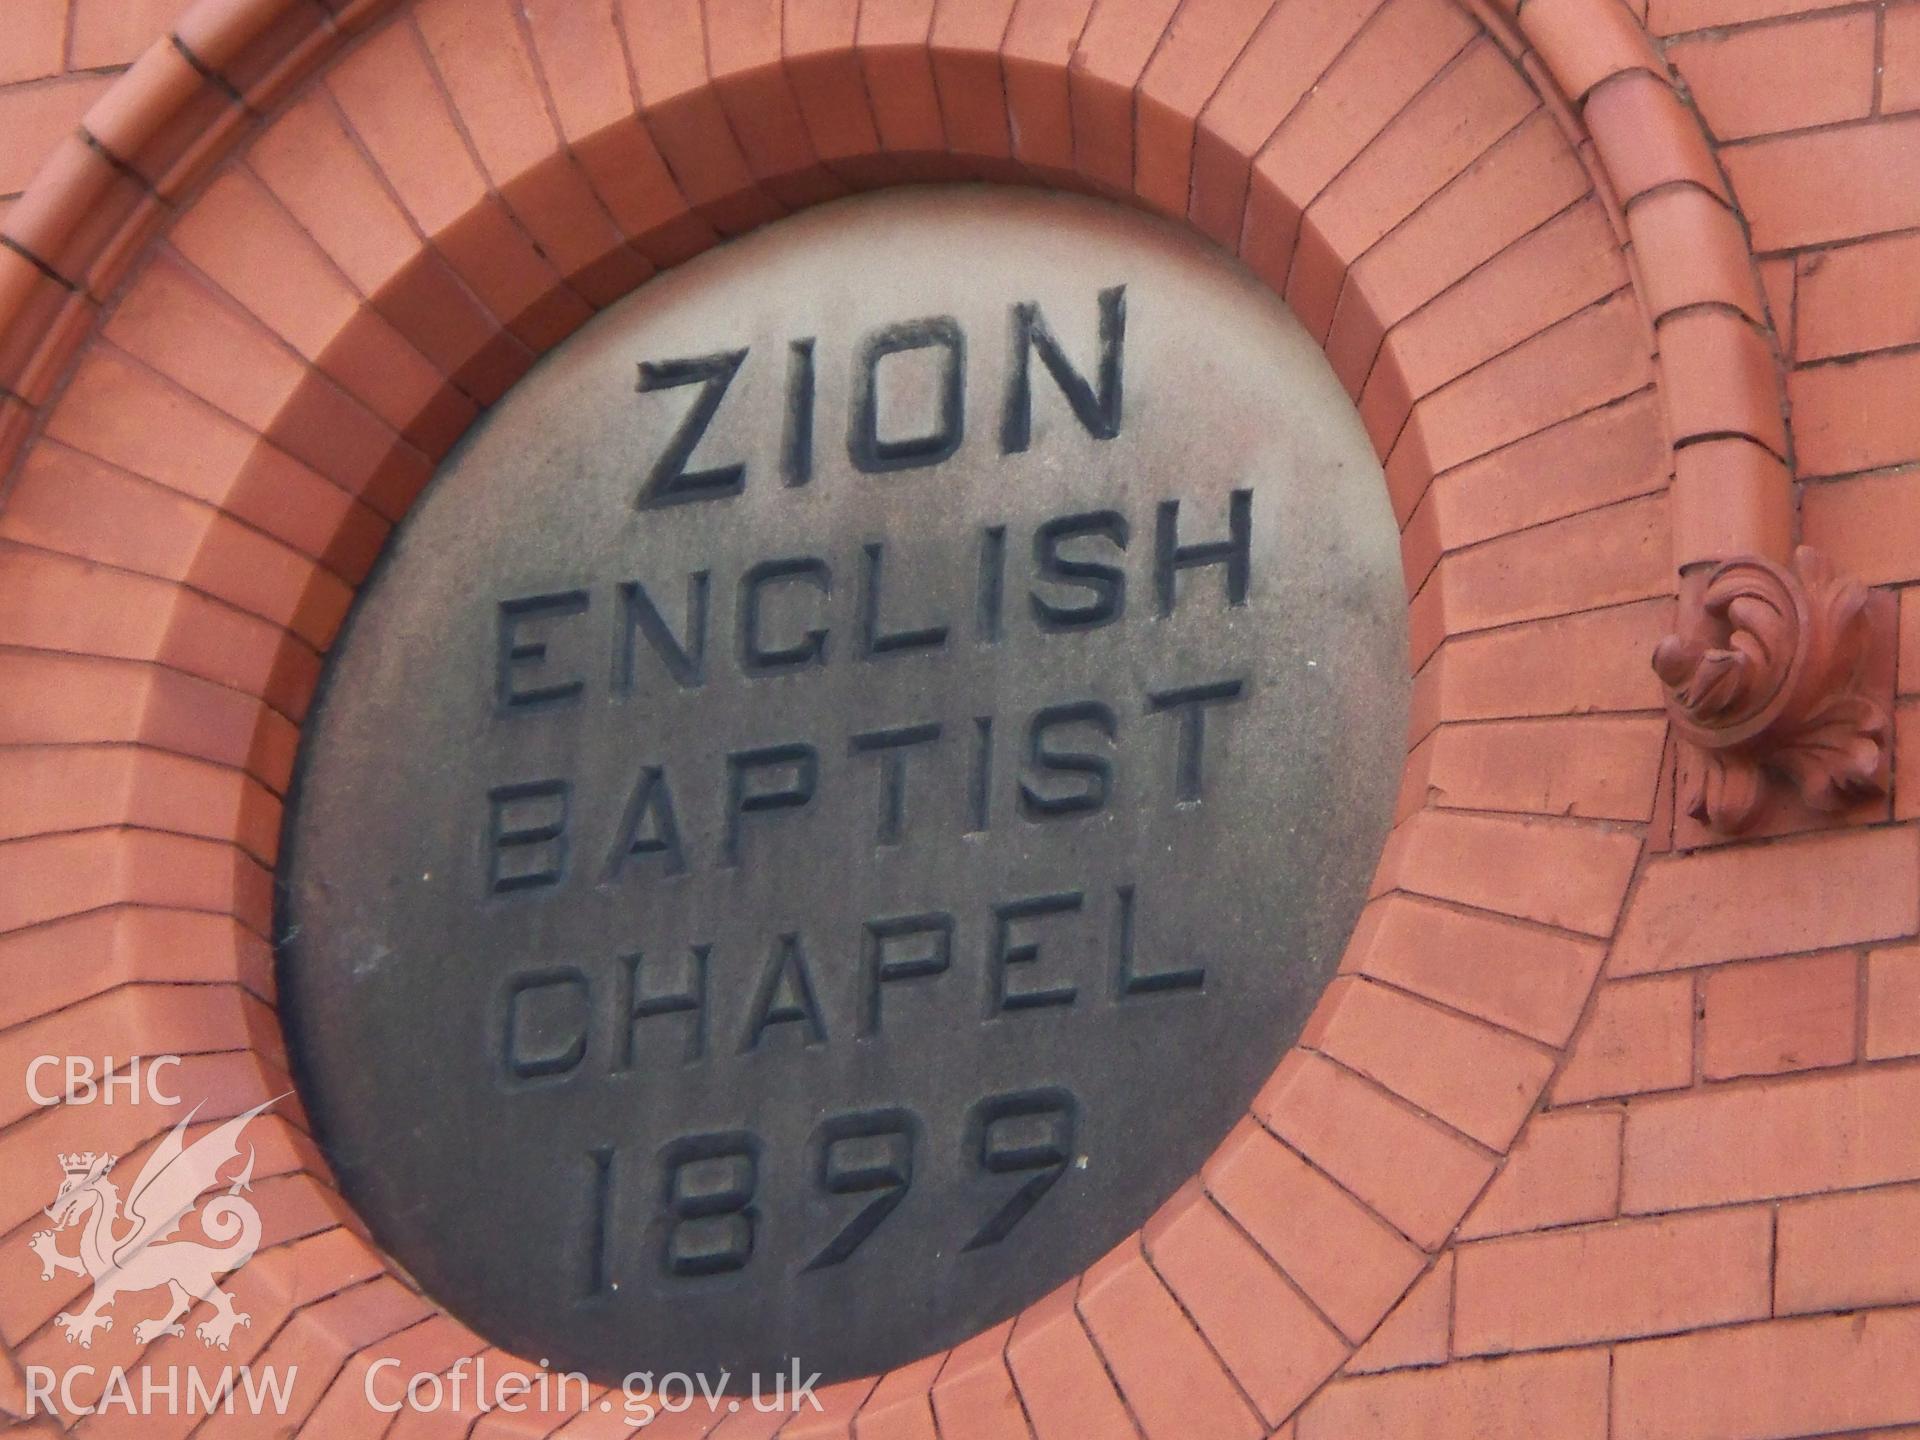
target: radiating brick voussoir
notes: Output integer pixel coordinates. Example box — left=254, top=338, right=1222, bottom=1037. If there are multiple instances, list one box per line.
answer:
left=1407, top=714, right=1666, bottom=824
left=2, top=1106, right=328, bottom=1295
left=1077, top=1236, right=1264, bottom=1440
left=999, top=8, right=1090, bottom=185
left=854, top=0, right=949, bottom=164
left=412, top=0, right=653, bottom=308
left=324, top=20, right=592, bottom=353
left=1373, top=807, right=1642, bottom=938
left=0, top=981, right=284, bottom=1133
left=0, top=650, right=297, bottom=793
left=1131, top=0, right=1277, bottom=221
left=244, top=92, right=532, bottom=405
left=926, top=0, right=1018, bottom=164
left=1283, top=39, right=1537, bottom=345
left=0, top=826, right=272, bottom=939
left=1202, top=1116, right=1426, bottom=1344
left=1004, top=1281, right=1135, bottom=1440
left=1406, top=491, right=1671, bottom=674
left=1330, top=111, right=1591, bottom=394
left=519, top=0, right=717, bottom=265
left=299, top=1314, right=490, bottom=1439
left=196, top=1277, right=434, bottom=1440
left=1238, top=0, right=1481, bottom=311
left=0, top=744, right=280, bottom=869
left=0, top=545, right=321, bottom=723
left=168, top=165, right=477, bottom=463
left=614, top=0, right=785, bottom=236
left=27, top=1223, right=377, bottom=1434
left=704, top=0, right=848, bottom=209
left=1410, top=600, right=1672, bottom=751
left=1409, top=390, right=1667, bottom=577
left=1393, top=290, right=1656, bottom=504
left=927, top=1319, right=1024, bottom=1440
left=0, top=905, right=271, bottom=1034
left=1302, top=977, right=1556, bottom=1150
left=67, top=307, right=419, bottom=551
left=1359, top=199, right=1630, bottom=456
left=1189, top=0, right=1389, bottom=249
left=2, top=439, right=353, bottom=650
left=1143, top=1179, right=1351, bottom=1425
left=774, top=1378, right=876, bottom=1440
left=774, top=0, right=880, bottom=180
left=1255, top=1051, right=1499, bottom=1251
left=1342, top=891, right=1606, bottom=1045
left=1061, top=0, right=1181, bottom=196
left=848, top=1350, right=942, bottom=1438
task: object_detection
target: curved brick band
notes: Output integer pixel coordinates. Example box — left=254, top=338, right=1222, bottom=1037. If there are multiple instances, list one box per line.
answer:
left=1460, top=0, right=1793, bottom=571
left=0, top=0, right=1731, bottom=1431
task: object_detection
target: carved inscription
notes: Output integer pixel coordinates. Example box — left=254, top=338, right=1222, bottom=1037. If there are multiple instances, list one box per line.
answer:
left=479, top=290, right=1259, bottom=1293
left=278, top=188, right=1409, bottom=1387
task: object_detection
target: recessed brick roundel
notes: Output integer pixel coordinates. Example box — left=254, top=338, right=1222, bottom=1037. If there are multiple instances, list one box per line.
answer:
left=276, top=185, right=1411, bottom=1386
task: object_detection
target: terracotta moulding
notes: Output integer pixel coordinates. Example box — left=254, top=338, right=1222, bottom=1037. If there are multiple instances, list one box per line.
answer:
left=1654, top=548, right=1891, bottom=834
left=1491, top=0, right=1891, bottom=837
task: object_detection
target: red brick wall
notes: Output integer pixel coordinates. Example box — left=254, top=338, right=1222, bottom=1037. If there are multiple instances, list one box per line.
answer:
left=3, top=1, right=1920, bottom=1436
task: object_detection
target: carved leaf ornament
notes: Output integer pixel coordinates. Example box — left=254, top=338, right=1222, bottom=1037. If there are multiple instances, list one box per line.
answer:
left=1653, top=547, right=1888, bottom=834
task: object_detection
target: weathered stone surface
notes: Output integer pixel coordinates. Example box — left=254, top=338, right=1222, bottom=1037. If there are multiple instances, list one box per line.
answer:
left=278, top=187, right=1406, bottom=1385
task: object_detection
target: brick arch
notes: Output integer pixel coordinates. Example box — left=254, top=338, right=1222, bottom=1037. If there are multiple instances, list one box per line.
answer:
left=0, top=0, right=1780, bottom=1432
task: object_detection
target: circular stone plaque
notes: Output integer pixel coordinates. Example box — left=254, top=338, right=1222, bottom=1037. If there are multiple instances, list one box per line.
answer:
left=279, top=186, right=1409, bottom=1387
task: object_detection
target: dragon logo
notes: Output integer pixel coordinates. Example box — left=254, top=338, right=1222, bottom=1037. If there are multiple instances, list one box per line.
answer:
left=29, top=1097, right=278, bottom=1351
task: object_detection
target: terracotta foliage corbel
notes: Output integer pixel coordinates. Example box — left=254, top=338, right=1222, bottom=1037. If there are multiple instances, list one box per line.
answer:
left=1653, top=546, right=1889, bottom=835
